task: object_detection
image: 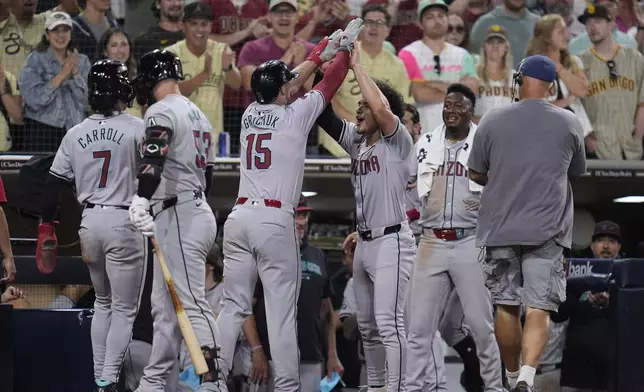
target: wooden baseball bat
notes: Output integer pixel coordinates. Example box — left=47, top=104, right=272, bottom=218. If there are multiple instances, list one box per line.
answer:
left=151, top=236, right=209, bottom=375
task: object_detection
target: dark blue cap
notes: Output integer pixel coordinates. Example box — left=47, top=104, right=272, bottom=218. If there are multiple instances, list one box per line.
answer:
left=519, top=55, right=557, bottom=83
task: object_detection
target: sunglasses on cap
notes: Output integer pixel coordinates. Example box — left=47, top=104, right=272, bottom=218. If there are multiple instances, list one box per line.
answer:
left=607, top=60, right=618, bottom=80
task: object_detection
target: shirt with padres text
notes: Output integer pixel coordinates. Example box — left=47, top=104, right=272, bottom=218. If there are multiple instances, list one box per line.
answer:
left=238, top=90, right=327, bottom=207
left=579, top=45, right=644, bottom=160
left=49, top=113, right=144, bottom=206
left=339, top=119, right=414, bottom=231
left=474, top=72, right=514, bottom=118
left=144, top=95, right=215, bottom=201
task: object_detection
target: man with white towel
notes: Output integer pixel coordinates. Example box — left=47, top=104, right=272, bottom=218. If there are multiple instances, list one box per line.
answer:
left=405, top=83, right=503, bottom=392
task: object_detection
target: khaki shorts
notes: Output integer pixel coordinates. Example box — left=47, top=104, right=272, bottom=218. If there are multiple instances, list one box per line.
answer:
left=482, top=238, right=566, bottom=311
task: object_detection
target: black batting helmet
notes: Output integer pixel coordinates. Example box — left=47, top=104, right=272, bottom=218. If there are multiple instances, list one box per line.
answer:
left=251, top=60, right=299, bottom=104
left=134, top=49, right=183, bottom=106
left=88, top=59, right=135, bottom=112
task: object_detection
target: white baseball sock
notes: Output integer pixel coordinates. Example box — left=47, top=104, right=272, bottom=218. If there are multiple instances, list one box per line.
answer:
left=517, top=365, right=537, bottom=386
left=506, top=369, right=520, bottom=389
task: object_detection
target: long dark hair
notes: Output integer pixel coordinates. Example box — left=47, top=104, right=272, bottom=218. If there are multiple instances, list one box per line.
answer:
left=96, top=28, right=137, bottom=79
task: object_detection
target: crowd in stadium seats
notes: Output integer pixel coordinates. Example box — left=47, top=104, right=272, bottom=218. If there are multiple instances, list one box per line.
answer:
left=0, top=0, right=643, bottom=158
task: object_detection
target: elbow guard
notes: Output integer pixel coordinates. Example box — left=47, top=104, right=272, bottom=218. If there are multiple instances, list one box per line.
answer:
left=138, top=125, right=173, bottom=181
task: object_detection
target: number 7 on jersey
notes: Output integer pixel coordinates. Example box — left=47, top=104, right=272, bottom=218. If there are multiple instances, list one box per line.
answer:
left=246, top=133, right=272, bottom=170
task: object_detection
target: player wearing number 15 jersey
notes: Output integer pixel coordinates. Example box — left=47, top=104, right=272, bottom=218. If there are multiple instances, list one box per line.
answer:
left=37, top=59, right=147, bottom=392
left=127, top=49, right=221, bottom=392
left=216, top=20, right=364, bottom=392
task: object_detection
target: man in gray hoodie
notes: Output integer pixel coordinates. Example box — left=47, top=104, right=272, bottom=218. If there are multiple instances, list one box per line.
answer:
left=469, top=0, right=539, bottom=68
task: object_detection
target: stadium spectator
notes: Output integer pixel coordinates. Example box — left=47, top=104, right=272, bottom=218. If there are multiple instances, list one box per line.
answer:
left=0, top=0, right=47, bottom=82
left=47, top=284, right=92, bottom=308
left=0, top=64, right=24, bottom=152
left=48, top=0, right=82, bottom=16
left=568, top=0, right=637, bottom=55
left=364, top=0, right=421, bottom=51
left=539, top=0, right=586, bottom=38
left=96, top=28, right=144, bottom=118
left=473, top=25, right=514, bottom=122
left=526, top=15, right=589, bottom=107
left=469, top=0, right=540, bottom=68
left=202, top=0, right=270, bottom=156
left=71, top=0, right=119, bottom=60
left=446, top=13, right=469, bottom=50
left=110, top=0, right=125, bottom=25
left=19, top=11, right=90, bottom=152
left=398, top=0, right=478, bottom=134
left=167, top=2, right=241, bottom=152
left=296, top=0, right=352, bottom=43
left=238, top=0, right=314, bottom=102
left=132, top=0, right=184, bottom=61
left=578, top=4, right=644, bottom=160
left=460, top=0, right=493, bottom=26
left=332, top=5, right=412, bottom=123
left=250, top=195, right=342, bottom=392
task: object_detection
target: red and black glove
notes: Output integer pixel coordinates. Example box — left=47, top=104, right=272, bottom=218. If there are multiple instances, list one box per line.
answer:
left=36, top=222, right=58, bottom=275
left=406, top=208, right=420, bottom=223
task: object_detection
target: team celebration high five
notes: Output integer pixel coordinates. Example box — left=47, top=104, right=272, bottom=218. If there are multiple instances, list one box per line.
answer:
left=28, top=2, right=584, bottom=390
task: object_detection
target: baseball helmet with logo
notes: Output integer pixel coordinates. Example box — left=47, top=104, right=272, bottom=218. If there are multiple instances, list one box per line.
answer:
left=88, top=59, right=135, bottom=111
left=251, top=60, right=299, bottom=104
left=134, top=49, right=183, bottom=106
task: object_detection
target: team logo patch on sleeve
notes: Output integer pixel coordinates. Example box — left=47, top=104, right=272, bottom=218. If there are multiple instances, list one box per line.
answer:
left=147, top=117, right=158, bottom=127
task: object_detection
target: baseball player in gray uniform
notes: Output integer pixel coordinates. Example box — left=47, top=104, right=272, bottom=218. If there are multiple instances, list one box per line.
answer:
left=407, top=84, right=502, bottom=392
left=214, top=20, right=363, bottom=392
left=38, top=59, right=146, bottom=392
left=128, top=49, right=220, bottom=392
left=317, top=48, right=416, bottom=392
left=403, top=102, right=483, bottom=392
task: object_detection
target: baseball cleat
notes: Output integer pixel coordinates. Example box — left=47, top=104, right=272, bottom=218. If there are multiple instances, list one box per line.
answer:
left=94, top=382, right=119, bottom=392
left=511, top=381, right=534, bottom=392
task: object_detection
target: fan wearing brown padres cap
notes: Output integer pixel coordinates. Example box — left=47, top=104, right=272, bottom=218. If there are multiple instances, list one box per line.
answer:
left=467, top=54, right=587, bottom=392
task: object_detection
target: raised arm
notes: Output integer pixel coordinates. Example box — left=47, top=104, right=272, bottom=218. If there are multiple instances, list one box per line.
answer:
left=351, top=49, right=397, bottom=136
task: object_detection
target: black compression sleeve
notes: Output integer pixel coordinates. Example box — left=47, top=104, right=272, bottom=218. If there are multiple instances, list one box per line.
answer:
left=41, top=174, right=67, bottom=223
left=316, top=103, right=344, bottom=141
left=137, top=176, right=160, bottom=200
left=205, top=166, right=213, bottom=196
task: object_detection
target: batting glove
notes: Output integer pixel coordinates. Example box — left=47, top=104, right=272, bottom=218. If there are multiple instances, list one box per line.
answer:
left=307, top=29, right=342, bottom=66
left=336, top=18, right=364, bottom=53
left=129, top=195, right=155, bottom=237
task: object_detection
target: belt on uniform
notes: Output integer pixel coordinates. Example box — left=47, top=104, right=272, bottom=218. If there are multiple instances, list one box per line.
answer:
left=359, top=223, right=402, bottom=241
left=151, top=190, right=204, bottom=217
left=236, top=197, right=282, bottom=208
left=235, top=197, right=294, bottom=213
left=536, top=363, right=561, bottom=375
left=84, top=203, right=128, bottom=210
left=428, top=227, right=476, bottom=241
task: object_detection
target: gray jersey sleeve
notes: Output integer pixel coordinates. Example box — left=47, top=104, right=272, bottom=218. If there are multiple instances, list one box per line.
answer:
left=50, top=134, right=74, bottom=181
left=467, top=116, right=491, bottom=174
left=144, top=107, right=174, bottom=132
left=383, top=119, right=414, bottom=161
left=289, top=90, right=327, bottom=134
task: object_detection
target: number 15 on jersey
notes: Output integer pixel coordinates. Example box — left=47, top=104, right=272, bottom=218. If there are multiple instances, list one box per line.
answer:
left=246, top=133, right=272, bottom=170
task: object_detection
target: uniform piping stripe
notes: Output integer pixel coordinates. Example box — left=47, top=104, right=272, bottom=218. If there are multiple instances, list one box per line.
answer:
left=394, top=232, right=403, bottom=392
left=292, top=221, right=302, bottom=387
left=113, top=235, right=150, bottom=380
left=429, top=339, right=440, bottom=392
left=173, top=205, right=222, bottom=385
